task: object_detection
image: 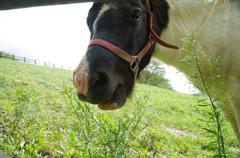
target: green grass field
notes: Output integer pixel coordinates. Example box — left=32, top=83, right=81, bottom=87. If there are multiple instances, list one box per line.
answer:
left=0, top=58, right=239, bottom=157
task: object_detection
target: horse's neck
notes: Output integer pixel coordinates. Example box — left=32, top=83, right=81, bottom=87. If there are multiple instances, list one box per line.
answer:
left=165, top=0, right=214, bottom=36
left=154, top=0, right=227, bottom=72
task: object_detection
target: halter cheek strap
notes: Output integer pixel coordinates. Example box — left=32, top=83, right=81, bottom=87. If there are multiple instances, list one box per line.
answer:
left=89, top=37, right=154, bottom=79
left=88, top=0, right=179, bottom=80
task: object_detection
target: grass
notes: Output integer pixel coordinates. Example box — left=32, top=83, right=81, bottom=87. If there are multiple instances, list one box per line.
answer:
left=0, top=58, right=239, bottom=157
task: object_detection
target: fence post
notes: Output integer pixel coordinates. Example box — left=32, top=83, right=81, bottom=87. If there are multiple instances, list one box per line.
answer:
left=24, top=57, right=26, bottom=63
left=12, top=54, right=15, bottom=60
left=34, top=60, right=37, bottom=64
left=0, top=52, right=2, bottom=58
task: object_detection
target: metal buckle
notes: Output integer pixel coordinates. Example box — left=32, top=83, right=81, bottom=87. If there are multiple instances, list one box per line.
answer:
left=130, top=56, right=140, bottom=79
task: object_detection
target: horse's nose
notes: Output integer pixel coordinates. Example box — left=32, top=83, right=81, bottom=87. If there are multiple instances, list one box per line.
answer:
left=73, top=52, right=121, bottom=105
left=73, top=67, right=110, bottom=97
left=90, top=71, right=109, bottom=90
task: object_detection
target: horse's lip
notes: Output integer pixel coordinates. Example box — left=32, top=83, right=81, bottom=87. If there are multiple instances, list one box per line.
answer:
left=78, top=83, right=126, bottom=110
left=97, top=84, right=125, bottom=110
left=98, top=102, right=121, bottom=110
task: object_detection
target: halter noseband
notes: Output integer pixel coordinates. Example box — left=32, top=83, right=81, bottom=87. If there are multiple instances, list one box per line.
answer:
left=88, top=0, right=179, bottom=79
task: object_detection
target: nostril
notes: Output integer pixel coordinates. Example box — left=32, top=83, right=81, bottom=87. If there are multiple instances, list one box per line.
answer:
left=92, top=71, right=109, bottom=88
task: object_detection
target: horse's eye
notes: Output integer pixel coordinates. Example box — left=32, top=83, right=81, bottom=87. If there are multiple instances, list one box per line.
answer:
left=130, top=8, right=142, bottom=22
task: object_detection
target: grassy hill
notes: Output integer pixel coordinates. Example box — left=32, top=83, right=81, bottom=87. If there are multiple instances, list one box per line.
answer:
left=0, top=58, right=239, bottom=157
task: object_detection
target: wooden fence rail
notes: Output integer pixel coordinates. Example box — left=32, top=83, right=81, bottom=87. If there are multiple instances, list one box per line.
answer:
left=0, top=51, right=71, bottom=71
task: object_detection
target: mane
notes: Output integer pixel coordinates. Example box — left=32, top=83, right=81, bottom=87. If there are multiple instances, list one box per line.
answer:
left=159, top=0, right=231, bottom=43
left=154, top=0, right=235, bottom=69
left=167, top=0, right=229, bottom=19
left=167, top=0, right=228, bottom=9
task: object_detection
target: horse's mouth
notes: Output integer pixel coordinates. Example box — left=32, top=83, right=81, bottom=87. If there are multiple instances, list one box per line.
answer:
left=98, top=102, right=120, bottom=110
left=98, top=84, right=127, bottom=110
left=77, top=83, right=127, bottom=110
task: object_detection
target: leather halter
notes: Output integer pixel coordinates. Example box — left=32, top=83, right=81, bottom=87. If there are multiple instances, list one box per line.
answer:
left=89, top=0, right=179, bottom=79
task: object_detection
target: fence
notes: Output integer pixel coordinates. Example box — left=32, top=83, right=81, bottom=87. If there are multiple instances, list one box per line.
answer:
left=0, top=51, right=71, bottom=71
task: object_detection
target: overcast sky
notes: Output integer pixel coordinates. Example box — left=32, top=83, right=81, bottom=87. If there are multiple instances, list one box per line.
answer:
left=0, top=3, right=92, bottom=69
left=0, top=3, right=197, bottom=94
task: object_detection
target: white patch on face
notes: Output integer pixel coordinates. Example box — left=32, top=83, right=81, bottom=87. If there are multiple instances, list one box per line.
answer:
left=77, top=56, right=89, bottom=73
left=73, top=56, right=90, bottom=95
left=93, top=4, right=112, bottom=34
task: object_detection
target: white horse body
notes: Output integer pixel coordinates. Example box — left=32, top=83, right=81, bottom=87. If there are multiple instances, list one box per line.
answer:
left=154, top=0, right=240, bottom=140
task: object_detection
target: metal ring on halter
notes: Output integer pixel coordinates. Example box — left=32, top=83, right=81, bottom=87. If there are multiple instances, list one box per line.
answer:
left=130, top=56, right=140, bottom=79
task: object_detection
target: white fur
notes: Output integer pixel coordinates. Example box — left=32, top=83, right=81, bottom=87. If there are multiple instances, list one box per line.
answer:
left=77, top=56, right=89, bottom=73
left=74, top=56, right=90, bottom=95
left=93, top=4, right=111, bottom=34
left=154, top=0, right=240, bottom=141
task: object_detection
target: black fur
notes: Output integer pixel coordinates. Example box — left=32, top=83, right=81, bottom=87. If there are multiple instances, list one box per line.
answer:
left=139, top=0, right=169, bottom=71
left=150, top=0, right=169, bottom=34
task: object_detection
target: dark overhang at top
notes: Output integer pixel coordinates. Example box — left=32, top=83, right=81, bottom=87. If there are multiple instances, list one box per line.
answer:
left=0, top=0, right=109, bottom=10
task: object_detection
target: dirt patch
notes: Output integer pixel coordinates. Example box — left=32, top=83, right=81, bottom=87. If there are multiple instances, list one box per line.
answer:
left=160, top=125, right=198, bottom=138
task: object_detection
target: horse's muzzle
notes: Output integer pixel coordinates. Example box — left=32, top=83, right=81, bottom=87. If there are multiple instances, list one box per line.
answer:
left=73, top=56, right=125, bottom=110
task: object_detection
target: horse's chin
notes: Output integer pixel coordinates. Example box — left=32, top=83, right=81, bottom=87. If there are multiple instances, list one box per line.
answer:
left=97, top=84, right=127, bottom=110
left=98, top=102, right=122, bottom=110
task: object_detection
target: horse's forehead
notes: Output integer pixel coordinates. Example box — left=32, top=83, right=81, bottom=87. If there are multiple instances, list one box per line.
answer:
left=110, top=0, right=144, bottom=8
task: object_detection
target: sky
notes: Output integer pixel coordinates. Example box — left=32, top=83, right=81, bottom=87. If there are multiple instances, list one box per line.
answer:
left=0, top=3, right=197, bottom=94
left=0, top=3, right=92, bottom=69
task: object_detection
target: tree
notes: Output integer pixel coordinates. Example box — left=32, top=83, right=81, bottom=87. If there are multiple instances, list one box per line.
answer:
left=138, top=59, right=172, bottom=89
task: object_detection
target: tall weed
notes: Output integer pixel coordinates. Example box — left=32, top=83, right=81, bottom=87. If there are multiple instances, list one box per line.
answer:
left=181, top=32, right=227, bottom=157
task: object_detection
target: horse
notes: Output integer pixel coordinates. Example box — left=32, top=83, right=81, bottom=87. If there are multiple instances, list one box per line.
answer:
left=73, top=0, right=240, bottom=141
